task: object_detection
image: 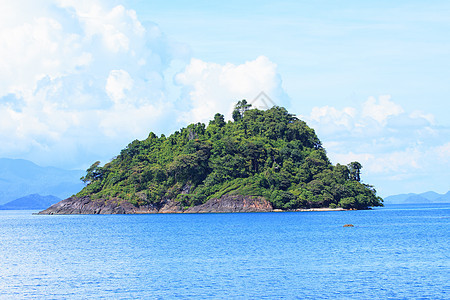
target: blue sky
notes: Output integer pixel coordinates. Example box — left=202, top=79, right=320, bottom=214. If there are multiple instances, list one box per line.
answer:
left=1, top=0, right=449, bottom=197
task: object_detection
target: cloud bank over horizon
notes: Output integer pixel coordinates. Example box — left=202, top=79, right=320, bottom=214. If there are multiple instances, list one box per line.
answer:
left=303, top=95, right=450, bottom=195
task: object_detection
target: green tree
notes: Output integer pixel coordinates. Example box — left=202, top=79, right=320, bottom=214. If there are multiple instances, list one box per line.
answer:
left=348, top=161, right=362, bottom=182
left=232, top=99, right=252, bottom=121
left=80, top=161, right=103, bottom=184
left=213, top=113, right=226, bottom=127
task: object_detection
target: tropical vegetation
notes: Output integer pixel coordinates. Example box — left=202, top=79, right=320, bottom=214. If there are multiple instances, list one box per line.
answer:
left=78, top=101, right=383, bottom=210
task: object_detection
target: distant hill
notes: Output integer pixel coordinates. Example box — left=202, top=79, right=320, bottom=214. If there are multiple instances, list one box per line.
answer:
left=438, top=191, right=450, bottom=203
left=0, top=158, right=85, bottom=205
left=419, top=191, right=442, bottom=201
left=0, top=194, right=61, bottom=210
left=384, top=191, right=450, bottom=204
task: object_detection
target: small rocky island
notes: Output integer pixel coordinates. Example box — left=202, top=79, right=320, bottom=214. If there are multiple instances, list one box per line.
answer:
left=39, top=101, right=383, bottom=215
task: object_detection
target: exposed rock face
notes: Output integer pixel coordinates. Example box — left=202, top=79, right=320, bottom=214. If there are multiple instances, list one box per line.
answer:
left=185, top=195, right=272, bottom=213
left=38, top=195, right=273, bottom=215
left=37, top=196, right=160, bottom=215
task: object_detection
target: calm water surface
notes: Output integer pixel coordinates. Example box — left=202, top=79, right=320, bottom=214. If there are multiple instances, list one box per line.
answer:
left=0, top=204, right=449, bottom=299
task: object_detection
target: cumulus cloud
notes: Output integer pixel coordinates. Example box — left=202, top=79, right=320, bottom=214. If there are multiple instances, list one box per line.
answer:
left=305, top=95, right=438, bottom=150
left=304, top=95, right=450, bottom=195
left=0, top=1, right=287, bottom=169
left=105, top=70, right=134, bottom=104
left=362, top=95, right=403, bottom=125
left=309, top=106, right=357, bottom=135
left=175, top=56, right=289, bottom=123
left=0, top=0, right=187, bottom=168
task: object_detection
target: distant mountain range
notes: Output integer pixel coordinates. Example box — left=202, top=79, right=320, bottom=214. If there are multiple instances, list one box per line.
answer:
left=0, top=158, right=85, bottom=205
left=384, top=191, right=450, bottom=204
left=0, top=194, right=61, bottom=210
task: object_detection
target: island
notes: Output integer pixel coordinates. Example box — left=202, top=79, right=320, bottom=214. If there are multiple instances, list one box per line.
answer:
left=39, top=101, right=383, bottom=214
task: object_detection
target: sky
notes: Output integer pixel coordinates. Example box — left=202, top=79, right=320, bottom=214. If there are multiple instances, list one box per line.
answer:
left=0, top=0, right=449, bottom=197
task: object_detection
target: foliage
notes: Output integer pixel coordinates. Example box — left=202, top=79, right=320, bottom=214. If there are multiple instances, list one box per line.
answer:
left=77, top=101, right=383, bottom=209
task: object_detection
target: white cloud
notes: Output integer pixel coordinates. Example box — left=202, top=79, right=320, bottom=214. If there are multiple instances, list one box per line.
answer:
left=60, top=2, right=145, bottom=53
left=410, top=110, right=435, bottom=125
left=308, top=106, right=356, bottom=135
left=306, top=95, right=438, bottom=146
left=362, top=95, right=403, bottom=125
left=175, top=56, right=288, bottom=123
left=436, top=142, right=450, bottom=161
left=0, top=1, right=288, bottom=169
left=326, top=149, right=420, bottom=177
left=304, top=95, right=450, bottom=195
left=105, top=70, right=134, bottom=104
left=0, top=0, right=186, bottom=168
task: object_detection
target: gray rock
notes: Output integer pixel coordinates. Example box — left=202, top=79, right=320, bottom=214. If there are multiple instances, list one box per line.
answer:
left=38, top=194, right=273, bottom=214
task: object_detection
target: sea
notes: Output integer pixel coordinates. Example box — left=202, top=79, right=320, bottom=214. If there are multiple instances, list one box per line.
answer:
left=0, top=204, right=449, bottom=299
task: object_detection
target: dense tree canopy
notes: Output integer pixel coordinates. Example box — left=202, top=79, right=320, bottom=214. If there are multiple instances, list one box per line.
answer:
left=78, top=102, right=383, bottom=210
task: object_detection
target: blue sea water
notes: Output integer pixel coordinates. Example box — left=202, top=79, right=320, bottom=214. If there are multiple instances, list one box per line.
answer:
left=0, top=204, right=449, bottom=299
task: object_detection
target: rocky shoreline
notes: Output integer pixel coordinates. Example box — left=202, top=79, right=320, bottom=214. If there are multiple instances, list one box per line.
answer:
left=37, top=195, right=273, bottom=214
left=37, top=194, right=347, bottom=215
